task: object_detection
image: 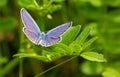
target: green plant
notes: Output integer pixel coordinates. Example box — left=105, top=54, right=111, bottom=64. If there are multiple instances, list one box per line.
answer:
left=0, top=0, right=120, bottom=77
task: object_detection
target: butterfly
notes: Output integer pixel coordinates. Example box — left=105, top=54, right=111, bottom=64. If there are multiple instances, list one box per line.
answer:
left=20, top=8, right=72, bottom=47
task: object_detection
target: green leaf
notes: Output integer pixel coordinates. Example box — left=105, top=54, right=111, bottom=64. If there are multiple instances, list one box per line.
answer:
left=61, top=25, right=81, bottom=45
left=80, top=51, right=106, bottom=62
left=81, top=0, right=102, bottom=7
left=53, top=0, right=65, bottom=3
left=51, top=43, right=72, bottom=55
left=82, top=37, right=97, bottom=50
left=13, top=53, right=49, bottom=62
left=80, top=61, right=103, bottom=75
left=15, top=43, right=73, bottom=62
left=49, top=5, right=61, bottom=13
left=86, top=22, right=98, bottom=36
left=89, top=0, right=102, bottom=7
left=75, top=26, right=91, bottom=45
left=18, top=0, right=37, bottom=9
left=69, top=41, right=82, bottom=55
left=42, top=43, right=72, bottom=61
left=102, top=67, right=120, bottom=77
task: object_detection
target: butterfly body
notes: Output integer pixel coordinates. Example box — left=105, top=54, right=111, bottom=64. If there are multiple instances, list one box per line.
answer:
left=20, top=8, right=72, bottom=47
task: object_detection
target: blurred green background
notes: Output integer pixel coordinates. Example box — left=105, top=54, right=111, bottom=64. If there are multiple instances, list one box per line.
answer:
left=0, top=0, right=120, bottom=77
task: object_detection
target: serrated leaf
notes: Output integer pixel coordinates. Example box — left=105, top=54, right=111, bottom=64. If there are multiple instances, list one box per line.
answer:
left=80, top=51, right=106, bottom=62
left=41, top=43, right=72, bottom=61
left=69, top=41, right=82, bottom=55
left=75, top=26, right=91, bottom=45
left=61, top=25, right=81, bottom=45
left=51, top=43, right=72, bottom=54
left=82, top=37, right=97, bottom=50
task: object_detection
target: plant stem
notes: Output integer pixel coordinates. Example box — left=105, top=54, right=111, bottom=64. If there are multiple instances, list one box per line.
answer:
left=19, top=58, right=23, bottom=77
left=33, top=0, right=39, bottom=8
left=34, top=56, right=78, bottom=77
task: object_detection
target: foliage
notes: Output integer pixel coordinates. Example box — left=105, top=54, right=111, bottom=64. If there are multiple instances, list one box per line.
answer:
left=0, top=0, right=120, bottom=77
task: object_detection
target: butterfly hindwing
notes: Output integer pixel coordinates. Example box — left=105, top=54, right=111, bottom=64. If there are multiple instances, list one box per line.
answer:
left=23, top=28, right=40, bottom=44
left=40, top=36, right=61, bottom=47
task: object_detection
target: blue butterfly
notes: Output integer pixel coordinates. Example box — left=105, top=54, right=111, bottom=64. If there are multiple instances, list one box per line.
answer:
left=20, top=8, right=72, bottom=47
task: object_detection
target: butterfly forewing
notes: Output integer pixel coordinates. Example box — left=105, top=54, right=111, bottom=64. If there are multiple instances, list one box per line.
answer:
left=20, top=8, right=41, bottom=34
left=47, top=22, right=72, bottom=37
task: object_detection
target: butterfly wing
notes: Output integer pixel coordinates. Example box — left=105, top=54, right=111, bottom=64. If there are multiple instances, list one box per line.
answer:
left=23, top=28, right=40, bottom=44
left=40, top=36, right=61, bottom=47
left=20, top=8, right=41, bottom=33
left=20, top=8, right=41, bottom=44
left=47, top=22, right=72, bottom=37
left=41, top=22, right=72, bottom=47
